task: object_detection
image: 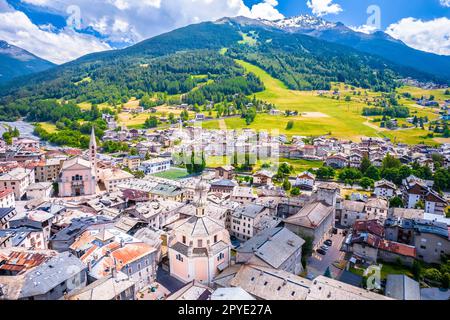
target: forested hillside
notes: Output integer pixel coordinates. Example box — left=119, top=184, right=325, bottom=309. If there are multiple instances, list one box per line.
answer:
left=0, top=19, right=442, bottom=121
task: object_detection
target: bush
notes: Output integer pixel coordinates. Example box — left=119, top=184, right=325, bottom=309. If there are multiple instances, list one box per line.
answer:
left=423, top=268, right=442, bottom=282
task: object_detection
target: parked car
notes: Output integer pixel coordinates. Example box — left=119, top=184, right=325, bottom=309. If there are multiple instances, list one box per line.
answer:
left=324, top=239, right=333, bottom=246
left=320, top=245, right=330, bottom=251
left=316, top=248, right=327, bottom=255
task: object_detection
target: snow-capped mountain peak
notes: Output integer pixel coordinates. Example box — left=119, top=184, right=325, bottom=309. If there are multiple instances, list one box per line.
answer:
left=265, top=15, right=337, bottom=31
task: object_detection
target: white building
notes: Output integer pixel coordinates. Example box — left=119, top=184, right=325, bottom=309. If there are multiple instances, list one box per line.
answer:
left=374, top=179, right=397, bottom=198
left=0, top=189, right=15, bottom=208
left=26, top=182, right=53, bottom=200
left=294, top=171, right=316, bottom=190
left=98, top=168, right=134, bottom=192
left=0, top=168, right=35, bottom=200
left=139, top=158, right=171, bottom=175
left=230, top=203, right=272, bottom=241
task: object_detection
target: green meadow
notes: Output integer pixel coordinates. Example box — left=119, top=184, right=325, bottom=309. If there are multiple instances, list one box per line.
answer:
left=202, top=59, right=447, bottom=145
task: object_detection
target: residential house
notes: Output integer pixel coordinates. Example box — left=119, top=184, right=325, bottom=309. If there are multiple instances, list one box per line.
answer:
left=0, top=208, right=16, bottom=230
left=215, top=166, right=234, bottom=180
left=284, top=201, right=335, bottom=248
left=26, top=182, right=53, bottom=200
left=306, top=276, right=391, bottom=300
left=98, top=168, right=134, bottom=192
left=340, top=200, right=366, bottom=227
left=228, top=264, right=312, bottom=300
left=0, top=250, right=87, bottom=300
left=166, top=281, right=213, bottom=300
left=35, top=158, right=63, bottom=183
left=365, top=198, right=388, bottom=223
left=49, top=216, right=113, bottom=252
left=253, top=170, right=275, bottom=186
left=139, top=158, right=171, bottom=175
left=294, top=171, right=315, bottom=190
left=230, top=203, right=272, bottom=241
left=0, top=189, right=14, bottom=208
left=236, top=227, right=305, bottom=275
left=65, top=272, right=136, bottom=300
left=0, top=168, right=35, bottom=200
left=9, top=210, right=55, bottom=245
left=347, top=220, right=416, bottom=266
left=374, top=179, right=397, bottom=199
left=210, top=179, right=237, bottom=194
left=414, top=219, right=450, bottom=264
left=230, top=187, right=257, bottom=204
left=325, top=154, right=348, bottom=169
left=70, top=227, right=158, bottom=291
left=123, top=156, right=141, bottom=171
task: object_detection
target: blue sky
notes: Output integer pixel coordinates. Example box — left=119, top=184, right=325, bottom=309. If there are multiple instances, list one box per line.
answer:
left=0, top=0, right=449, bottom=64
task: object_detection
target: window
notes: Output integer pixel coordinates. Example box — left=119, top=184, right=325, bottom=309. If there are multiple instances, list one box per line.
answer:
left=198, top=239, right=203, bottom=247
left=214, top=235, right=218, bottom=243
left=176, top=254, right=184, bottom=262
left=182, top=236, right=186, bottom=244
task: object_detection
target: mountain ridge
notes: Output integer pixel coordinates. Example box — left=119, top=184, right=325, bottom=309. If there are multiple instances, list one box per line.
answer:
left=217, top=15, right=450, bottom=82
left=0, top=40, right=55, bottom=84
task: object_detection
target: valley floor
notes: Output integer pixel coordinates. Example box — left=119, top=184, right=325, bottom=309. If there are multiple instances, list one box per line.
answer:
left=202, top=60, right=448, bottom=145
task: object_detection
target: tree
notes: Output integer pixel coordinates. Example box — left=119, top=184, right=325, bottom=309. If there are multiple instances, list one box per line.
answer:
left=415, top=200, right=425, bottom=210
left=382, top=154, right=401, bottom=170
left=286, top=120, right=294, bottom=130
left=360, top=156, right=371, bottom=174
left=2, top=131, right=12, bottom=145
left=282, top=178, right=292, bottom=191
left=277, top=163, right=293, bottom=179
left=359, top=177, right=374, bottom=190
left=316, top=167, right=335, bottom=180
left=186, top=150, right=206, bottom=174
left=144, top=116, right=158, bottom=128
left=389, top=196, right=404, bottom=208
left=180, top=110, right=189, bottom=121
left=338, top=168, right=362, bottom=183
left=364, top=165, right=380, bottom=181
left=290, top=187, right=301, bottom=196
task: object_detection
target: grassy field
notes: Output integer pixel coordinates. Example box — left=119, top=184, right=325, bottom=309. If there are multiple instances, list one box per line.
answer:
left=397, top=86, right=449, bottom=102
left=37, top=122, right=58, bottom=133
left=202, top=60, right=447, bottom=145
left=151, top=168, right=191, bottom=180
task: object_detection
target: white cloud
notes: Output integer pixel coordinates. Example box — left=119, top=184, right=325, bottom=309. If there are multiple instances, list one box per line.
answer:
left=440, top=0, right=450, bottom=7
left=17, top=0, right=283, bottom=44
left=2, top=0, right=284, bottom=63
left=386, top=17, right=450, bottom=55
left=248, top=0, right=284, bottom=21
left=307, top=0, right=342, bottom=17
left=349, top=24, right=378, bottom=34
left=0, top=0, right=111, bottom=64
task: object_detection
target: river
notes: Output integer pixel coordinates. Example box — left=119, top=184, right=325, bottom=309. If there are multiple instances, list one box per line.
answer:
left=0, top=120, right=40, bottom=139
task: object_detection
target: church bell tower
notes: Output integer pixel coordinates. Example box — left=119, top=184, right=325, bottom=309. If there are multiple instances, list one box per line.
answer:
left=89, top=127, right=98, bottom=181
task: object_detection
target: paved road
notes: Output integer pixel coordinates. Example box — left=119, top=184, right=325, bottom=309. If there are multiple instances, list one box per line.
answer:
left=307, top=230, right=346, bottom=279
left=155, top=266, right=185, bottom=294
